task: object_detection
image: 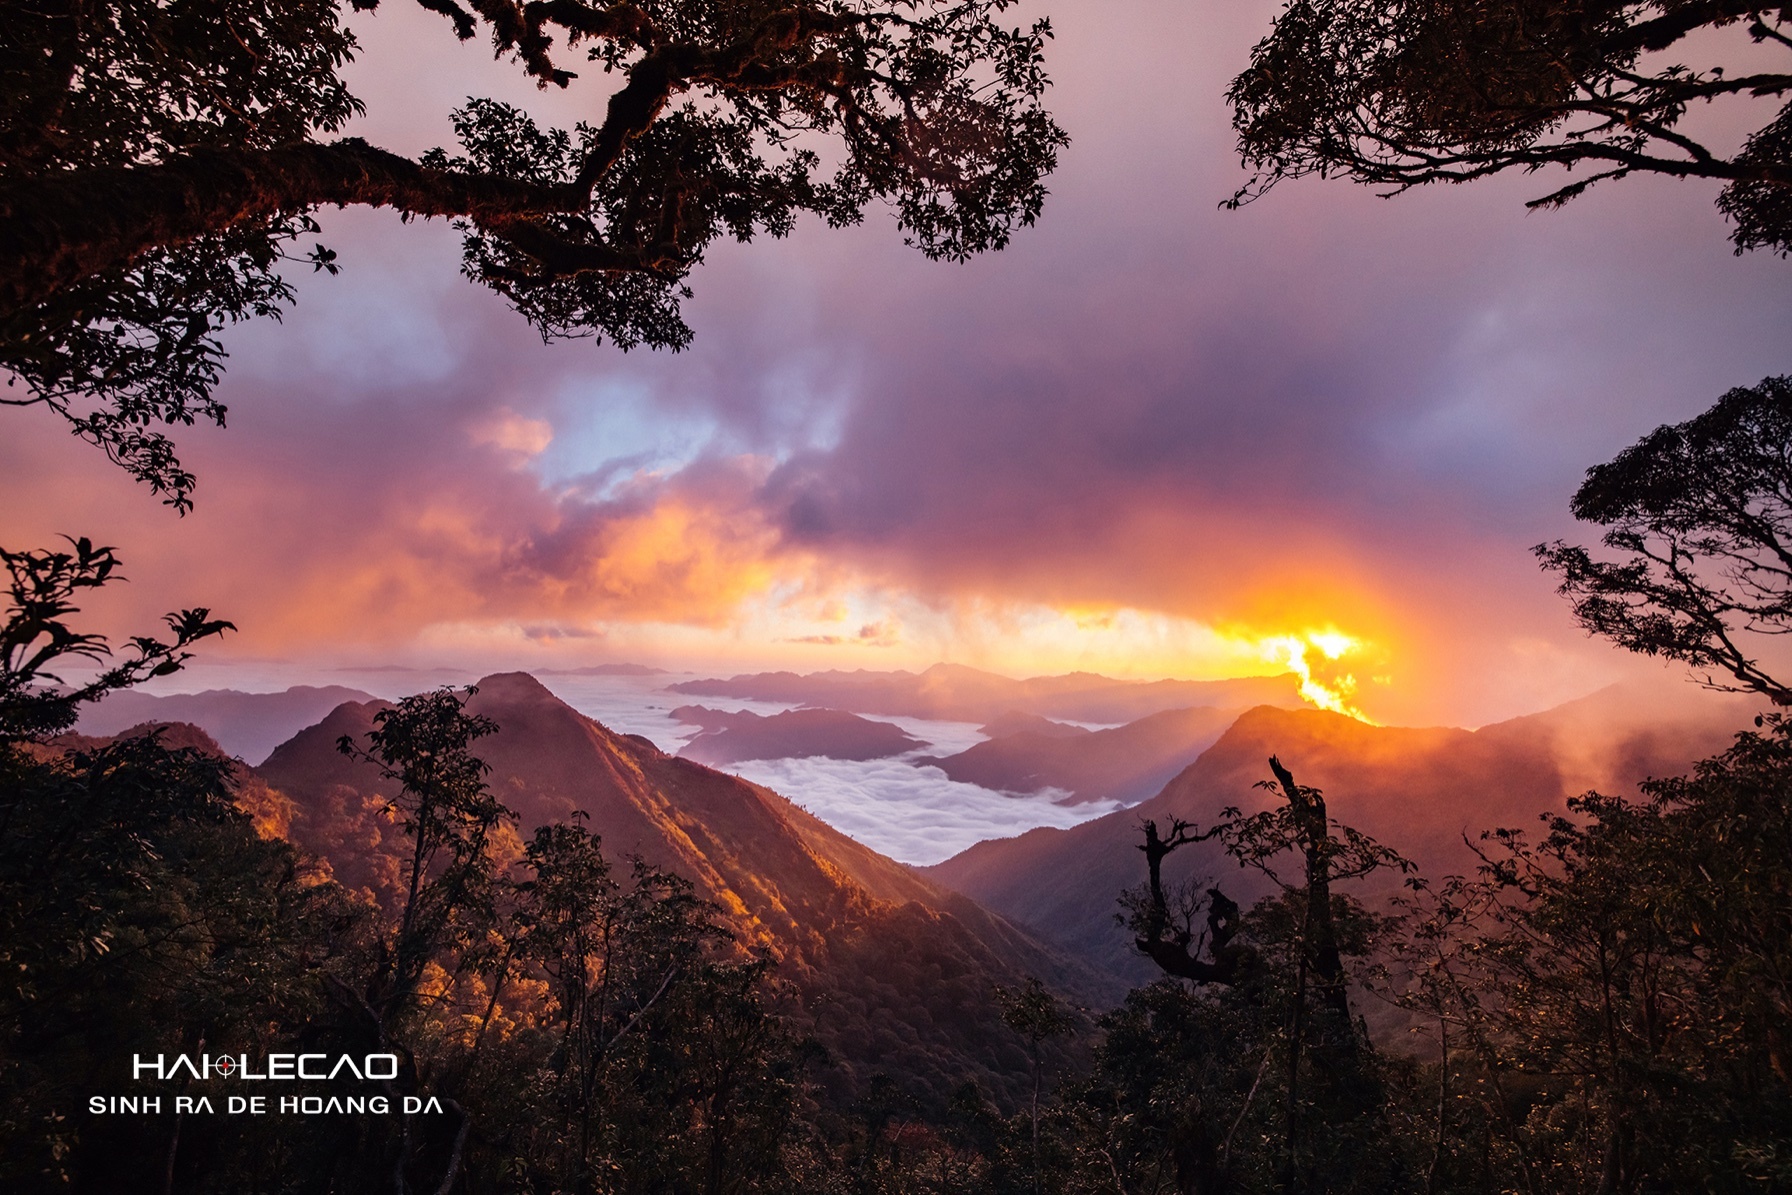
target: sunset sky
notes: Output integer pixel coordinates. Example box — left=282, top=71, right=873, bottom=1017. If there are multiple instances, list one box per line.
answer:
left=5, top=0, right=1791, bottom=728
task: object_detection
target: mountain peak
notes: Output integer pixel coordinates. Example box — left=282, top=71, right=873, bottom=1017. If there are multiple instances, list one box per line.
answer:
left=919, top=661, right=1009, bottom=681
left=251, top=679, right=1115, bottom=1105
left=470, top=670, right=560, bottom=702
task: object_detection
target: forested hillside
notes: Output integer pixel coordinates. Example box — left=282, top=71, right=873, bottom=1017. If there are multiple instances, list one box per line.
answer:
left=927, top=686, right=1757, bottom=982
left=257, top=672, right=1120, bottom=1105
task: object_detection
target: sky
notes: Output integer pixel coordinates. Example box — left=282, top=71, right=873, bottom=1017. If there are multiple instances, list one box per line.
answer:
left=5, top=0, right=1792, bottom=728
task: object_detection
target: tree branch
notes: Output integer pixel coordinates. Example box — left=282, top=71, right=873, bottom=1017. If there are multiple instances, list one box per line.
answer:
left=1600, top=0, right=1780, bottom=57
left=0, top=139, right=584, bottom=312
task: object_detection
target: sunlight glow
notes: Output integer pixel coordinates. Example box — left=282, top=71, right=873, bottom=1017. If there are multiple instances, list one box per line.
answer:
left=1253, top=630, right=1377, bottom=723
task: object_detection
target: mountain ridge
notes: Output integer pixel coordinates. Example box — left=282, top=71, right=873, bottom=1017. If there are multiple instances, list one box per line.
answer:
left=668, top=663, right=1306, bottom=724
left=671, top=705, right=928, bottom=766
left=254, top=671, right=1121, bottom=1107
left=75, top=684, right=380, bottom=765
left=923, top=683, right=1760, bottom=983
left=916, top=705, right=1244, bottom=805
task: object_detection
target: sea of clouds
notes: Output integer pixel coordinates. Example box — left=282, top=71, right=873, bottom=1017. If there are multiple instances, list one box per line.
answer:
left=537, top=673, right=1127, bottom=865
left=128, top=664, right=1131, bottom=866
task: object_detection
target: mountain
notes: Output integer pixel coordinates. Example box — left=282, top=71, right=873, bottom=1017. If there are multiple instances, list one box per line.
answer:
left=671, top=705, right=927, bottom=765
left=917, top=705, right=1244, bottom=805
left=74, top=685, right=379, bottom=765
left=255, top=672, right=1119, bottom=1107
left=924, top=684, right=1758, bottom=984
left=50, top=719, right=231, bottom=756
left=1470, top=681, right=1760, bottom=798
left=667, top=663, right=1306, bottom=724
left=45, top=720, right=300, bottom=840
left=537, top=663, right=666, bottom=676
left=976, top=711, right=1090, bottom=740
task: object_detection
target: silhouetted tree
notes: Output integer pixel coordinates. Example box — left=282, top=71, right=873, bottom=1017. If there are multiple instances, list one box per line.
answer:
left=0, top=0, right=1065, bottom=510
left=1129, top=758, right=1408, bottom=1013
left=1, top=537, right=232, bottom=742
left=508, top=818, right=805, bottom=1194
left=336, top=686, right=513, bottom=1024
left=1536, top=376, right=1792, bottom=705
left=1390, top=725, right=1792, bottom=1192
left=1228, top=0, right=1792, bottom=252
left=1122, top=758, right=1413, bottom=1194
left=994, top=977, right=1071, bottom=1195
left=0, top=542, right=367, bottom=1193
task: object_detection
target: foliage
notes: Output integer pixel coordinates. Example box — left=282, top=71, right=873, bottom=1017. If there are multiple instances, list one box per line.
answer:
left=994, top=977, right=1072, bottom=1195
left=1114, top=759, right=1417, bottom=1194
left=1228, top=0, right=1792, bottom=253
left=0, top=0, right=1065, bottom=510
left=1537, top=375, right=1792, bottom=706
left=0, top=728, right=367, bottom=1192
left=497, top=817, right=806, bottom=1193
left=1037, top=970, right=1426, bottom=1195
left=0, top=537, right=232, bottom=743
left=336, top=686, right=512, bottom=1027
left=0, top=552, right=833, bottom=1192
left=0, top=542, right=349, bottom=1190
left=1389, top=720, right=1792, bottom=1192
left=0, top=0, right=362, bottom=511
left=1125, top=758, right=1408, bottom=999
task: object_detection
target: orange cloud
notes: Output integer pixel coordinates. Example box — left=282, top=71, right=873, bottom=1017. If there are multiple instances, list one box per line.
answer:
left=0, top=399, right=792, bottom=658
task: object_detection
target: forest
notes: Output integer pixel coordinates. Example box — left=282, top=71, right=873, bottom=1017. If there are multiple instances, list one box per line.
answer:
left=3, top=0, right=1792, bottom=1191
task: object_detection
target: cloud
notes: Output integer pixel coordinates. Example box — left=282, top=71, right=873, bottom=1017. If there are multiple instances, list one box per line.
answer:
left=856, top=620, right=900, bottom=646
left=537, top=676, right=1121, bottom=866
left=0, top=253, right=797, bottom=655
left=7, top=0, right=1791, bottom=727
left=726, top=753, right=1127, bottom=866
left=521, top=624, right=606, bottom=642
left=472, top=409, right=555, bottom=458
left=782, top=619, right=901, bottom=648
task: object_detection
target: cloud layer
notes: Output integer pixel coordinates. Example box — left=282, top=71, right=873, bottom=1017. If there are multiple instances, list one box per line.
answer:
left=6, top=0, right=1791, bottom=726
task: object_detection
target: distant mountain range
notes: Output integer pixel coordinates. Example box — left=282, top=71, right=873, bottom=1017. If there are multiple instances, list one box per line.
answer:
left=668, top=662, right=1306, bottom=724
left=917, top=705, right=1244, bottom=804
left=251, top=673, right=1117, bottom=1107
left=71, top=668, right=1760, bottom=1060
left=976, top=711, right=1091, bottom=740
left=923, top=684, right=1760, bottom=984
left=536, top=662, right=667, bottom=676
left=73, top=684, right=378, bottom=765
left=670, top=705, right=927, bottom=765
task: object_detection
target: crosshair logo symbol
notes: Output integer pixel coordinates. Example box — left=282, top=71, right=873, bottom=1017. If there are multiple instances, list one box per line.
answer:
left=213, top=1057, right=236, bottom=1077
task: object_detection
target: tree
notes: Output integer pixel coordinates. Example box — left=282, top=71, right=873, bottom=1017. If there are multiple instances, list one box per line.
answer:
left=0, top=0, right=1065, bottom=512
left=1226, top=0, right=1792, bottom=253
left=503, top=821, right=807, bottom=1195
left=1536, top=375, right=1792, bottom=706
left=1122, top=759, right=1413, bottom=1194
left=1389, top=726, right=1792, bottom=1192
left=1, top=537, right=233, bottom=743
left=0, top=540, right=368, bottom=1192
left=1128, top=758, right=1409, bottom=1017
left=993, top=977, right=1071, bottom=1195
left=335, top=686, right=514, bottom=1024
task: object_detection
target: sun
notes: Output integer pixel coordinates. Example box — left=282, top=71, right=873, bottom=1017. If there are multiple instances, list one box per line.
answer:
left=1253, top=629, right=1377, bottom=723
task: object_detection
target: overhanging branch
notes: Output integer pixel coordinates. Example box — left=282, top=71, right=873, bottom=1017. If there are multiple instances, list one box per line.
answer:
left=0, top=139, right=585, bottom=313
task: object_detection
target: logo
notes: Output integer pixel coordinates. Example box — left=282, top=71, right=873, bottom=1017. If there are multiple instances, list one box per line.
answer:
left=132, top=1053, right=400, bottom=1081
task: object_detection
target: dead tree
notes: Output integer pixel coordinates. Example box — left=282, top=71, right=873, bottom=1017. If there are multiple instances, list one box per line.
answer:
left=1132, top=817, right=1248, bottom=984
left=1130, top=757, right=1413, bottom=1194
